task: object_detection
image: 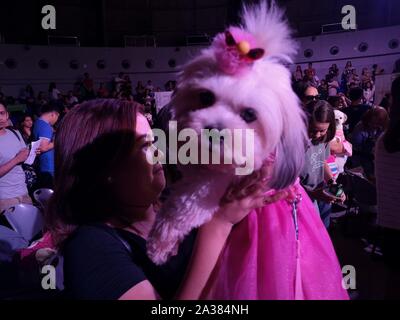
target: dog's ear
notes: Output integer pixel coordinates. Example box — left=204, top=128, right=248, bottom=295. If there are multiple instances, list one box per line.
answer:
left=268, top=90, right=308, bottom=190
left=342, top=112, right=348, bottom=123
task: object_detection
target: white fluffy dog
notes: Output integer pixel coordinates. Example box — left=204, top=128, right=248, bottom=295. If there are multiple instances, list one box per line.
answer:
left=147, top=1, right=308, bottom=265
left=332, top=109, right=352, bottom=173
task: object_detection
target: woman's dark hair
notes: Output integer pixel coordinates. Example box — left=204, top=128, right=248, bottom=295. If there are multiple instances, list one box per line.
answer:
left=46, top=99, right=143, bottom=246
left=305, top=100, right=336, bottom=143
left=292, top=80, right=310, bottom=101
left=348, top=87, right=364, bottom=102
left=327, top=96, right=342, bottom=109
left=41, top=102, right=62, bottom=115
left=383, top=76, right=400, bottom=153
left=0, top=101, right=8, bottom=110
left=380, top=93, right=391, bottom=111
left=19, top=113, right=32, bottom=125
left=361, top=107, right=389, bottom=130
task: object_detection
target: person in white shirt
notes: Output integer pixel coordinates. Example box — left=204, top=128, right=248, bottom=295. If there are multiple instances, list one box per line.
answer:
left=363, top=81, right=375, bottom=106
left=146, top=80, right=154, bottom=92
left=293, top=65, right=303, bottom=81
left=0, top=103, right=32, bottom=211
left=327, top=74, right=340, bottom=97
left=114, top=72, right=126, bottom=93
left=49, top=82, right=61, bottom=101
left=66, top=91, right=79, bottom=106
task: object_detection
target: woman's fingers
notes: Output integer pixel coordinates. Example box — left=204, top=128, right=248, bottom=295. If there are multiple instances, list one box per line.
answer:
left=247, top=190, right=289, bottom=210
left=264, top=190, right=289, bottom=204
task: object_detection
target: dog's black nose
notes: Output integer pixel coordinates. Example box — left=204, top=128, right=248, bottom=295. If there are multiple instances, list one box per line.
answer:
left=204, top=123, right=223, bottom=131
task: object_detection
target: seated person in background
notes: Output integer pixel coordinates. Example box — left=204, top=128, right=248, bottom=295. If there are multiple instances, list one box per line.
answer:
left=0, top=103, right=31, bottom=211
left=363, top=81, right=375, bottom=106
left=300, top=100, right=346, bottom=228
left=306, top=62, right=316, bottom=78
left=97, top=83, right=109, bottom=99
left=344, top=87, right=371, bottom=134
left=350, top=107, right=389, bottom=180
left=33, top=103, right=60, bottom=189
left=327, top=93, right=349, bottom=110
left=372, top=64, right=384, bottom=82
left=327, top=74, right=340, bottom=97
left=66, top=91, right=79, bottom=106
left=293, top=65, right=303, bottom=81
left=329, top=63, right=339, bottom=78
left=343, top=61, right=354, bottom=80
left=317, top=80, right=328, bottom=101
left=82, top=73, right=95, bottom=100
left=114, top=72, right=126, bottom=93
left=146, top=80, right=154, bottom=92
left=380, top=93, right=391, bottom=112
left=361, top=67, right=372, bottom=85
left=49, top=82, right=61, bottom=101
left=292, top=81, right=320, bottom=108
left=18, top=114, right=33, bottom=144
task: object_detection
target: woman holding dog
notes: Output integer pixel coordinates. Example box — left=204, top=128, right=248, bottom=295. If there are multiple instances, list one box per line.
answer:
left=45, top=99, right=287, bottom=300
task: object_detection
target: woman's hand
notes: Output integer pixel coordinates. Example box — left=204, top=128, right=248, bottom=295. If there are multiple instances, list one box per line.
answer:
left=214, top=165, right=289, bottom=226
left=177, top=164, right=289, bottom=300
left=330, top=138, right=345, bottom=154
left=309, top=187, right=346, bottom=204
left=14, top=148, right=29, bottom=164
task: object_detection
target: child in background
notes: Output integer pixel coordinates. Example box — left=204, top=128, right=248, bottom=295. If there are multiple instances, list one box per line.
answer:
left=300, top=100, right=346, bottom=228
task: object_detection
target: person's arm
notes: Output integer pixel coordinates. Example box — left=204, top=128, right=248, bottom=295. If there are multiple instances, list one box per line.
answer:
left=39, top=139, right=54, bottom=152
left=36, top=122, right=54, bottom=152
left=329, top=138, right=345, bottom=154
left=0, top=148, right=29, bottom=178
left=324, top=161, right=334, bottom=183
left=119, top=280, right=159, bottom=300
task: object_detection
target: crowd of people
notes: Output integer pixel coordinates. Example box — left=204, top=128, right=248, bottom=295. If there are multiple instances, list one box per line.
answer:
left=293, top=61, right=389, bottom=182
left=0, top=72, right=177, bottom=208
left=0, top=72, right=177, bottom=127
left=0, top=60, right=396, bottom=228
left=293, top=61, right=384, bottom=105
left=291, top=61, right=399, bottom=271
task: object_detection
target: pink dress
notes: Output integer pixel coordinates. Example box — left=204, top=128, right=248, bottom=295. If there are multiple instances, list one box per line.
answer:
left=202, top=182, right=349, bottom=300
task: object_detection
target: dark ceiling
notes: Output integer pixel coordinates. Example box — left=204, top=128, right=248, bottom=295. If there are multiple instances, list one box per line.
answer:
left=0, top=0, right=399, bottom=47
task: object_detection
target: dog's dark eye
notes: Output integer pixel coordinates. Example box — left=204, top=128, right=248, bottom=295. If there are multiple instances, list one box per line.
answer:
left=199, top=90, right=216, bottom=108
left=240, top=108, right=257, bottom=123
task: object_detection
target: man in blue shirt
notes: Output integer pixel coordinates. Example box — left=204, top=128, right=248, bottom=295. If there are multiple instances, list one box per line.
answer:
left=32, top=103, right=60, bottom=188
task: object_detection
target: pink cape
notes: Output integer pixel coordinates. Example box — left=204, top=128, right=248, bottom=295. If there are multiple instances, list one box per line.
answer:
left=202, top=184, right=349, bottom=300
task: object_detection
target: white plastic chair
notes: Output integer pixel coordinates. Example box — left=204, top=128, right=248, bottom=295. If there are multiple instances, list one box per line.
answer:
left=33, top=188, right=54, bottom=211
left=3, top=204, right=43, bottom=242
